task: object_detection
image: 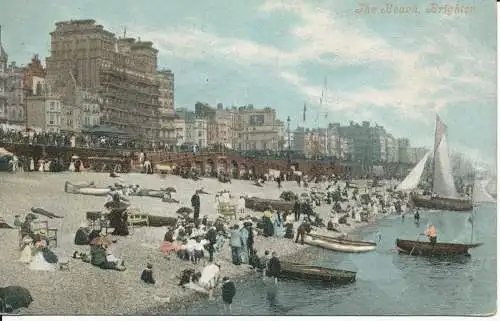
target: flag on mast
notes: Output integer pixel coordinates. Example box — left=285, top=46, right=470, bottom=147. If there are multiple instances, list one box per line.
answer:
left=303, top=103, right=306, bottom=122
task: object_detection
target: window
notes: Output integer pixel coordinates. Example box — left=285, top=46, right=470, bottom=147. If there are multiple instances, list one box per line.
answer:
left=49, top=114, right=55, bottom=125
left=50, top=102, right=55, bottom=111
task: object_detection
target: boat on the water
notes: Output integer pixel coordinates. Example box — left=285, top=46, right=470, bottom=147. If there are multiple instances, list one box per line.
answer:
left=395, top=239, right=482, bottom=256
left=307, top=233, right=377, bottom=253
left=397, top=115, right=472, bottom=212
left=280, top=261, right=356, bottom=285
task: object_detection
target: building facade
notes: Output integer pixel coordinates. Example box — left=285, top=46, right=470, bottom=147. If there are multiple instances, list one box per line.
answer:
left=26, top=94, right=63, bottom=133
left=5, top=62, right=24, bottom=125
left=45, top=19, right=174, bottom=139
left=157, top=69, right=174, bottom=111
left=397, top=138, right=410, bottom=164
left=76, top=89, right=102, bottom=129
left=0, top=27, right=7, bottom=124
left=235, top=105, right=284, bottom=151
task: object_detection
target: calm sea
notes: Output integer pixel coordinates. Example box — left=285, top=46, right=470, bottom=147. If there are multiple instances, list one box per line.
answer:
left=167, top=204, right=497, bottom=316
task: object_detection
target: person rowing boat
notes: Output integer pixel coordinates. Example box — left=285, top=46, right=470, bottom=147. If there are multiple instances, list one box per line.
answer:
left=425, top=223, right=437, bottom=244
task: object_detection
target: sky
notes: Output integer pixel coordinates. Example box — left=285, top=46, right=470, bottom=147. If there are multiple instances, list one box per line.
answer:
left=0, top=0, right=497, bottom=167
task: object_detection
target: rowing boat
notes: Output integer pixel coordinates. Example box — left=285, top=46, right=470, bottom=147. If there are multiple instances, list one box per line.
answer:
left=305, top=233, right=377, bottom=253
left=77, top=188, right=111, bottom=196
left=135, top=189, right=164, bottom=198
left=396, top=239, right=483, bottom=256
left=280, top=261, right=356, bottom=285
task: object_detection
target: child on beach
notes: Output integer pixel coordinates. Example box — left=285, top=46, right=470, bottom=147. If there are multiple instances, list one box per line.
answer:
left=140, top=263, right=156, bottom=284
left=221, top=276, right=236, bottom=312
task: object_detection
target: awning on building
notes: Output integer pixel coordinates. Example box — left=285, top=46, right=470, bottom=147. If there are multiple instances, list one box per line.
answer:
left=82, top=125, right=127, bottom=136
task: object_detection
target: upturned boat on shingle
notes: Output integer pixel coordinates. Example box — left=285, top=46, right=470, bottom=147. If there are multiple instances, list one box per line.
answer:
left=280, top=261, right=356, bottom=285
left=305, top=233, right=377, bottom=253
left=396, top=239, right=483, bottom=256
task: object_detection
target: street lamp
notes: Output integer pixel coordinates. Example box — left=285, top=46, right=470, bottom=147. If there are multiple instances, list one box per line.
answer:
left=287, top=116, right=291, bottom=165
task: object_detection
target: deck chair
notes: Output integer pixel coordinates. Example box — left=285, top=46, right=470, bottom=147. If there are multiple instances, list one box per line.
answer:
left=32, top=220, right=58, bottom=248
left=218, top=202, right=237, bottom=221
left=86, top=211, right=109, bottom=233
left=128, top=214, right=150, bottom=234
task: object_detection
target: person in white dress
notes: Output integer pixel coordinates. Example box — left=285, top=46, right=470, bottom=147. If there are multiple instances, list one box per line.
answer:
left=238, top=196, right=246, bottom=214
left=38, top=160, right=44, bottom=172
left=198, top=263, right=220, bottom=291
left=19, top=237, right=34, bottom=264
left=28, top=239, right=56, bottom=271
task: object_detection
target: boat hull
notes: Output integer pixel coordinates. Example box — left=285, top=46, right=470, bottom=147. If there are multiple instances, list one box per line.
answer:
left=147, top=215, right=178, bottom=227
left=76, top=188, right=111, bottom=196
left=412, top=195, right=473, bottom=212
left=308, top=233, right=377, bottom=253
left=245, top=197, right=294, bottom=212
left=280, top=261, right=356, bottom=285
left=136, top=189, right=164, bottom=198
left=305, top=236, right=376, bottom=253
left=396, top=238, right=482, bottom=256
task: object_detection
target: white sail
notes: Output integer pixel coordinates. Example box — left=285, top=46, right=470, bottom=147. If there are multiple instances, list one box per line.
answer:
left=432, top=135, right=458, bottom=198
left=472, top=179, right=496, bottom=203
left=396, top=151, right=431, bottom=191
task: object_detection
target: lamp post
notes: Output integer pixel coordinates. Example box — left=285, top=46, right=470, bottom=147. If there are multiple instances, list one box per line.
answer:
left=287, top=116, right=291, bottom=165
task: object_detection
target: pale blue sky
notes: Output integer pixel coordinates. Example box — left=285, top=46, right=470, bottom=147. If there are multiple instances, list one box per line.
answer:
left=0, top=0, right=496, bottom=165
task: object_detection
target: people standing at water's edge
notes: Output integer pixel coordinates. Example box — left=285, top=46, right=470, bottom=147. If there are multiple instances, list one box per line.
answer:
left=221, top=276, right=236, bottom=313
left=206, top=225, right=217, bottom=262
left=191, top=191, right=201, bottom=222
left=268, top=252, right=281, bottom=284
left=295, top=220, right=311, bottom=245
left=230, top=224, right=243, bottom=265
left=414, top=208, right=420, bottom=223
left=425, top=224, right=437, bottom=244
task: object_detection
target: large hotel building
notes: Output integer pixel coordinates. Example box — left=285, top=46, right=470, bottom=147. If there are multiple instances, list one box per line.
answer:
left=45, top=19, right=174, bottom=139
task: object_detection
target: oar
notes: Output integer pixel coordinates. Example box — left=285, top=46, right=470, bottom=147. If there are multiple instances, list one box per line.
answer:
left=409, top=233, right=426, bottom=256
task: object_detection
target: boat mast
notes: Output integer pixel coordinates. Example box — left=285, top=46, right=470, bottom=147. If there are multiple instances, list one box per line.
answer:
left=431, top=114, right=440, bottom=192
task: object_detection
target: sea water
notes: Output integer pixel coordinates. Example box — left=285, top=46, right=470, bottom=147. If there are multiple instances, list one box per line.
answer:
left=169, top=204, right=496, bottom=316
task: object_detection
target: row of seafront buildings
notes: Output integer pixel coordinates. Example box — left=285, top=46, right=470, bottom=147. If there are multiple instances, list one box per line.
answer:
left=0, top=20, right=175, bottom=140
left=0, top=19, right=427, bottom=169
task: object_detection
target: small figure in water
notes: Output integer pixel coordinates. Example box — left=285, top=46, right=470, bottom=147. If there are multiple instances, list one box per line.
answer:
left=375, top=231, right=382, bottom=243
left=414, top=208, right=420, bottom=223
left=425, top=223, right=437, bottom=244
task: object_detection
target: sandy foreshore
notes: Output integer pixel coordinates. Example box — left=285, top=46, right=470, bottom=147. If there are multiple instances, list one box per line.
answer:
left=0, top=171, right=387, bottom=315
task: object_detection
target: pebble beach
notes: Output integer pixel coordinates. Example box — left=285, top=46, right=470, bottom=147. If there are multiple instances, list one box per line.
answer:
left=0, top=171, right=387, bottom=315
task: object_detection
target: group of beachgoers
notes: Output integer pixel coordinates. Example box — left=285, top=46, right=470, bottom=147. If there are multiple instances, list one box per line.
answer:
left=15, top=213, right=62, bottom=271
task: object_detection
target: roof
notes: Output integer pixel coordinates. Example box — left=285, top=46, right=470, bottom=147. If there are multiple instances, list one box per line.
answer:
left=82, top=125, right=127, bottom=136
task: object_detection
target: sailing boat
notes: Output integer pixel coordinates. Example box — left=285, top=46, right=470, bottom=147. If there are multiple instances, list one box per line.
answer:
left=397, top=115, right=473, bottom=212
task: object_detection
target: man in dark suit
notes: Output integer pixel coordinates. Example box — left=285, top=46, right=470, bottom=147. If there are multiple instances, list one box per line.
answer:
left=191, top=191, right=201, bottom=221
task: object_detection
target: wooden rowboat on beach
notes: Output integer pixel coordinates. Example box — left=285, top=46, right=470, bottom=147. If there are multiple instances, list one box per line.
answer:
left=244, top=197, right=294, bottom=212
left=65, top=181, right=110, bottom=196
left=307, top=233, right=377, bottom=253
left=135, top=189, right=165, bottom=198
left=396, top=239, right=483, bottom=256
left=147, top=215, right=178, bottom=227
left=280, top=261, right=356, bottom=285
